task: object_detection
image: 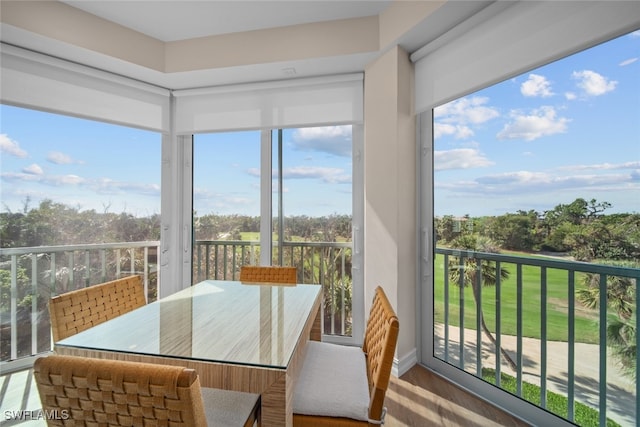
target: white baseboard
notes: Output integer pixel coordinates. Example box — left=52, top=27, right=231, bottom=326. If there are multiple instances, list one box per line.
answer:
left=393, top=347, right=417, bottom=377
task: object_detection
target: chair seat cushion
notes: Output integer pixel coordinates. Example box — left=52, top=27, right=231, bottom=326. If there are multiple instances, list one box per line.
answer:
left=293, top=341, right=369, bottom=421
left=201, top=387, right=259, bottom=427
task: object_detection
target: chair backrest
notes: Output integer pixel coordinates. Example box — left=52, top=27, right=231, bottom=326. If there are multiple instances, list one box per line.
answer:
left=34, top=355, right=208, bottom=426
left=239, top=266, right=298, bottom=284
left=362, top=286, right=399, bottom=423
left=49, top=275, right=146, bottom=342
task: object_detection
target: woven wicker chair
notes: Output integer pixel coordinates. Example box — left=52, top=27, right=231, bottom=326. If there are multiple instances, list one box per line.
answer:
left=293, top=286, right=399, bottom=426
left=34, top=355, right=260, bottom=427
left=49, top=275, right=147, bottom=342
left=239, top=266, right=298, bottom=285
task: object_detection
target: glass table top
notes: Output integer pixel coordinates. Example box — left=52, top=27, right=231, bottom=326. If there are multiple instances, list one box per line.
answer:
left=56, top=280, right=321, bottom=369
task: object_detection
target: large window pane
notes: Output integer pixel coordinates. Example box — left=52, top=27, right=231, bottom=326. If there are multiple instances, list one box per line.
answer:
left=192, top=131, right=262, bottom=281
left=192, top=126, right=354, bottom=336
left=0, top=105, right=161, bottom=361
left=433, top=31, right=639, bottom=426
left=275, top=126, right=354, bottom=336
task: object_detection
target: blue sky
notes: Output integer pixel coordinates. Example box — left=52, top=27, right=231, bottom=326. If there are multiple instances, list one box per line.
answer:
left=0, top=109, right=353, bottom=217
left=434, top=29, right=640, bottom=217
left=1, top=30, right=638, bottom=219
left=193, top=127, right=353, bottom=217
left=0, top=108, right=162, bottom=217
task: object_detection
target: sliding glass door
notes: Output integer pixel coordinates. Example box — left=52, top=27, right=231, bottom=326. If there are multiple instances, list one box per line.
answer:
left=417, top=2, right=639, bottom=425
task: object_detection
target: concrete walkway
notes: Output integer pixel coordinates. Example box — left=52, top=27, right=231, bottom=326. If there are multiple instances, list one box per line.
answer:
left=435, top=325, right=636, bottom=427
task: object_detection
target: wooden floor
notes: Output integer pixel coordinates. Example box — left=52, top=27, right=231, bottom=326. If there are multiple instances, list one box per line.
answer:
left=2, top=363, right=530, bottom=427
left=385, top=364, right=531, bottom=427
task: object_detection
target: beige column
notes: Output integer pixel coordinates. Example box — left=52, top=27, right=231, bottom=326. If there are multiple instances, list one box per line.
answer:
left=364, top=46, right=416, bottom=375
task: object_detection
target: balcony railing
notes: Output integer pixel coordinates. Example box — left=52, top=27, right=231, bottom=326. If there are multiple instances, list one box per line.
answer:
left=1, top=241, right=160, bottom=367
left=3, top=240, right=636, bottom=425
left=1, top=239, right=352, bottom=369
left=435, top=247, right=640, bottom=427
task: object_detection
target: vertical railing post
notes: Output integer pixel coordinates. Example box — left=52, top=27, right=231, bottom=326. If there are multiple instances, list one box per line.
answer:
left=516, top=263, right=523, bottom=396
left=129, top=248, right=135, bottom=276
left=458, top=253, right=465, bottom=370
left=540, top=267, right=547, bottom=409
left=599, top=273, right=608, bottom=427
left=69, top=252, right=75, bottom=289
left=31, top=253, right=38, bottom=356
left=341, top=248, right=346, bottom=335
left=495, top=260, right=502, bottom=387
left=636, top=276, right=639, bottom=427
left=444, top=253, right=450, bottom=363
left=84, top=250, right=91, bottom=286
left=10, top=255, right=18, bottom=360
left=223, top=245, right=228, bottom=280
left=116, top=249, right=121, bottom=278
left=143, top=246, right=149, bottom=299
left=475, top=260, right=482, bottom=377
left=567, top=269, right=576, bottom=422
left=214, top=245, right=219, bottom=280
left=51, top=252, right=57, bottom=297
left=100, top=249, right=107, bottom=283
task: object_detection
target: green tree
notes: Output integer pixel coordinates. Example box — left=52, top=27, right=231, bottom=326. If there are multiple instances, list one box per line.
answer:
left=608, top=313, right=636, bottom=381
left=576, top=261, right=638, bottom=381
left=485, top=212, right=538, bottom=251
left=435, top=215, right=457, bottom=244
left=577, top=262, right=636, bottom=321
left=448, top=234, right=517, bottom=371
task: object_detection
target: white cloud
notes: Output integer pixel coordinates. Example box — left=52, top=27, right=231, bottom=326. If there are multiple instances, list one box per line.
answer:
left=572, top=70, right=617, bottom=96
left=521, top=74, right=554, bottom=97
left=283, top=166, right=350, bottom=184
left=0, top=172, right=84, bottom=186
left=435, top=96, right=500, bottom=126
left=558, top=161, right=640, bottom=172
left=47, top=151, right=83, bottom=165
left=442, top=170, right=638, bottom=196
left=0, top=134, right=28, bottom=158
left=497, top=106, right=569, bottom=141
left=564, top=92, right=577, bottom=101
left=23, top=164, right=44, bottom=175
left=291, top=125, right=352, bottom=157
left=434, top=148, right=494, bottom=171
left=0, top=170, right=161, bottom=199
left=90, top=178, right=160, bottom=196
left=619, top=57, right=638, bottom=67
left=433, top=123, right=474, bottom=139
left=247, top=165, right=350, bottom=184
left=294, top=126, right=351, bottom=140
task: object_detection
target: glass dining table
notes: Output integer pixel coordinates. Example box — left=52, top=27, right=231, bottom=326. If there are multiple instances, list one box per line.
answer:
left=54, top=279, right=322, bottom=427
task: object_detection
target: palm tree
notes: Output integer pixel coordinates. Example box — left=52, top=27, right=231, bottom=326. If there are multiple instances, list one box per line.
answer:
left=576, top=262, right=637, bottom=381
left=608, top=313, right=636, bottom=381
left=449, top=235, right=517, bottom=371
left=577, top=268, right=635, bottom=320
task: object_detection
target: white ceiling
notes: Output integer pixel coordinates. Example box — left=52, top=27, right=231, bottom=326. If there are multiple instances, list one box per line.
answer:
left=61, top=0, right=393, bottom=42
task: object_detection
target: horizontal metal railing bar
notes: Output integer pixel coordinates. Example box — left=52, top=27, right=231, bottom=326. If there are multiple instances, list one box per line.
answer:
left=196, top=240, right=352, bottom=249
left=0, top=241, right=160, bottom=256
left=436, top=247, right=640, bottom=277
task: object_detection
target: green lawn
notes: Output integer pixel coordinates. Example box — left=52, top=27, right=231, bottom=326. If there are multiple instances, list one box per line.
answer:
left=434, top=253, right=602, bottom=344
left=483, top=369, right=621, bottom=427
